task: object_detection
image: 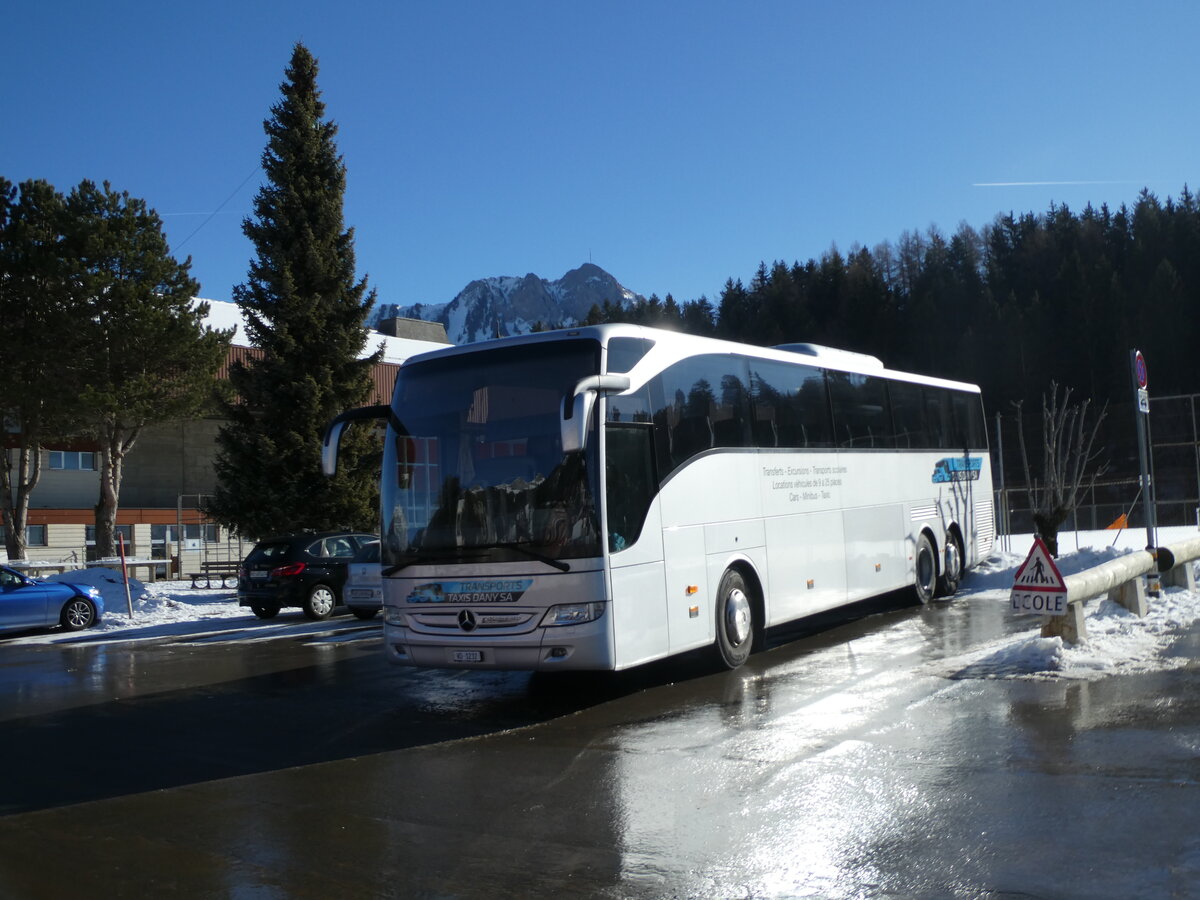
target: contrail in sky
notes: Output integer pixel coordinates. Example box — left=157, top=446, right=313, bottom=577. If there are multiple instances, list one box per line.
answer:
left=973, top=180, right=1142, bottom=187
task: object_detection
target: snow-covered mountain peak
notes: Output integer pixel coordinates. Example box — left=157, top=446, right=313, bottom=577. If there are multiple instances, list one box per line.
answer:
left=371, top=263, right=642, bottom=344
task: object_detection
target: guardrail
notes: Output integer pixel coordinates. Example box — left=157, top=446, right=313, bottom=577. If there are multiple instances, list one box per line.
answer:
left=1042, top=535, right=1200, bottom=643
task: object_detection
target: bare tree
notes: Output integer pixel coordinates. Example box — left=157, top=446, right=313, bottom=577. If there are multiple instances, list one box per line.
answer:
left=1014, top=382, right=1109, bottom=556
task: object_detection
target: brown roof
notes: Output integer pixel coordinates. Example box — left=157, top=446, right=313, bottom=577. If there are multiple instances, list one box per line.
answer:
left=219, top=347, right=399, bottom=405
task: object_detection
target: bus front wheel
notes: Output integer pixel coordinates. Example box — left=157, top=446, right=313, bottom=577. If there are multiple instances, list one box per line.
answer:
left=914, top=534, right=937, bottom=604
left=714, top=569, right=755, bottom=669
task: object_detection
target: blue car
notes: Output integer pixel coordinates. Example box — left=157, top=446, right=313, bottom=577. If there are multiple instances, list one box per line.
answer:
left=0, top=565, right=104, bottom=634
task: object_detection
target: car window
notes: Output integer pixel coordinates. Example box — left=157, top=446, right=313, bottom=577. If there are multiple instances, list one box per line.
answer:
left=247, top=542, right=292, bottom=564
left=353, top=542, right=380, bottom=563
left=320, top=537, right=355, bottom=559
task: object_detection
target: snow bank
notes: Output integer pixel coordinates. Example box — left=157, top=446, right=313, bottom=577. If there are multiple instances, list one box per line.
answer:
left=26, top=569, right=244, bottom=639
left=931, top=586, right=1200, bottom=681
left=932, top=525, right=1200, bottom=681
left=44, top=567, right=147, bottom=614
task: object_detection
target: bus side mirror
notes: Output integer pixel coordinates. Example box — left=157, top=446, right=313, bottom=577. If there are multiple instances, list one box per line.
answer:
left=322, top=419, right=349, bottom=476
left=321, top=405, right=393, bottom=476
left=561, top=375, right=631, bottom=453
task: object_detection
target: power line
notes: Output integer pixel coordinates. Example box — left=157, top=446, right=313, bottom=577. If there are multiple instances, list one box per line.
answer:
left=175, top=165, right=261, bottom=251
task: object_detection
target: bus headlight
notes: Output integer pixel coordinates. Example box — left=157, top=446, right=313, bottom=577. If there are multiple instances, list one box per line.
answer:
left=540, top=602, right=605, bottom=627
left=383, top=606, right=405, bottom=626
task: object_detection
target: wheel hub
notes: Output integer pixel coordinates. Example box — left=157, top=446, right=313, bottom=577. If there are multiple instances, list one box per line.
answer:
left=725, top=588, right=751, bottom=646
left=946, top=541, right=961, bottom=580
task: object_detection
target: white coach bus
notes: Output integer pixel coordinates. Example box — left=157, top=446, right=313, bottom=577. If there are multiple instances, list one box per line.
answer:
left=323, top=324, right=993, bottom=671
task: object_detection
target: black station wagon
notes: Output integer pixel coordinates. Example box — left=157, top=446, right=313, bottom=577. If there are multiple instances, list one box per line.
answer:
left=237, top=531, right=378, bottom=620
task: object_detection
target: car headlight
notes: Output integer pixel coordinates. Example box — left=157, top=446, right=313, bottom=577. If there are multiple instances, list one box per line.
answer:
left=383, top=606, right=405, bottom=626
left=540, top=602, right=605, bottom=627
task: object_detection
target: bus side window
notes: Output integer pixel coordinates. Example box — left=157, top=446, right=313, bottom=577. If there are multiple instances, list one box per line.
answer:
left=950, top=390, right=987, bottom=449
left=713, top=371, right=751, bottom=448
left=751, top=359, right=834, bottom=449
left=605, top=423, right=658, bottom=551
left=925, top=388, right=952, bottom=448
left=890, top=380, right=931, bottom=449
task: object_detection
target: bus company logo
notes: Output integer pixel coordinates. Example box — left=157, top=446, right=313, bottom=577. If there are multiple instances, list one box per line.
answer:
left=931, top=457, right=982, bottom=484
left=407, top=579, right=534, bottom=604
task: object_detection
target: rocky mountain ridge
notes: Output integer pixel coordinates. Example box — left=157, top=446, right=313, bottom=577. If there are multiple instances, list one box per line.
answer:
left=371, top=263, right=641, bottom=344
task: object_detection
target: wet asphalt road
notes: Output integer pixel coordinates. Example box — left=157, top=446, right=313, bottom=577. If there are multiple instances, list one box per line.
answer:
left=1, top=597, right=1198, bottom=899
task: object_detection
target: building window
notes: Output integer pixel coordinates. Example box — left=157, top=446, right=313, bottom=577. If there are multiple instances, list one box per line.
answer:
left=84, top=525, right=132, bottom=552
left=151, top=524, right=219, bottom=544
left=185, top=523, right=219, bottom=543
left=49, top=451, right=96, bottom=471
left=0, top=524, right=47, bottom=546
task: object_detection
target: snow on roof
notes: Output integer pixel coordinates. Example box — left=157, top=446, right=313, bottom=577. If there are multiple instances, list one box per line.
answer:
left=196, top=297, right=447, bottom=365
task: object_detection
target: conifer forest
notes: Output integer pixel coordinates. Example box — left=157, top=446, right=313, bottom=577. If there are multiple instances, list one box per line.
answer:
left=587, top=187, right=1200, bottom=526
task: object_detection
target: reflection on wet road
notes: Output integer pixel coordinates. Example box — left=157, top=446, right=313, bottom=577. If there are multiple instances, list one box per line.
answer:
left=1, top=596, right=1198, bottom=899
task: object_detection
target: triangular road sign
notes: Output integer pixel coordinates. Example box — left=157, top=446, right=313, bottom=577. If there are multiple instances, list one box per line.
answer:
left=1012, top=536, right=1067, bottom=592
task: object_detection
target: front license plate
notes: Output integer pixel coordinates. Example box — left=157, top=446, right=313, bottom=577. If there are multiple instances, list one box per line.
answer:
left=452, top=650, right=484, bottom=663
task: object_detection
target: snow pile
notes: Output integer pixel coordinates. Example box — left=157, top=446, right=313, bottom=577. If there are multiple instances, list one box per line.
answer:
left=936, top=525, right=1200, bottom=681
left=13, top=571, right=246, bottom=642
left=935, top=586, right=1200, bottom=681
left=43, top=566, right=238, bottom=627
left=44, top=567, right=147, bottom=614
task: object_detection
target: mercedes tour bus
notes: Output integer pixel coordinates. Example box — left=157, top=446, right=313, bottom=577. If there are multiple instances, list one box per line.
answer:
left=322, top=324, right=993, bottom=671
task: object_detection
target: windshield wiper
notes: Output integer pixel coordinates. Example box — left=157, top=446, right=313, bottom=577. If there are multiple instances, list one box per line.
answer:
left=467, top=542, right=572, bottom=572
left=383, top=556, right=442, bottom=576
left=383, top=542, right=571, bottom=575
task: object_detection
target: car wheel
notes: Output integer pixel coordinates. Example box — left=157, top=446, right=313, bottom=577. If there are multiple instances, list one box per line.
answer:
left=914, top=533, right=937, bottom=604
left=250, top=604, right=280, bottom=619
left=937, top=534, right=963, bottom=598
left=350, top=607, right=379, bottom=620
left=713, top=568, right=756, bottom=669
left=304, top=584, right=337, bottom=620
left=60, top=597, right=97, bottom=631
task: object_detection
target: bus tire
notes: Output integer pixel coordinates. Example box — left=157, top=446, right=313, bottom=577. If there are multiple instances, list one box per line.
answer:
left=714, top=569, right=755, bottom=669
left=937, top=533, right=963, bottom=598
left=914, top=533, right=937, bottom=604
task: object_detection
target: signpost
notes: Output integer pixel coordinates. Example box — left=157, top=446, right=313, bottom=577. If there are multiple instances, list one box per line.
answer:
left=1131, top=349, right=1160, bottom=594
left=1010, top=536, right=1068, bottom=615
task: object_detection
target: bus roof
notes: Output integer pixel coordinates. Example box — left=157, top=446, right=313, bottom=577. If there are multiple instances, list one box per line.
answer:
left=399, top=323, right=982, bottom=394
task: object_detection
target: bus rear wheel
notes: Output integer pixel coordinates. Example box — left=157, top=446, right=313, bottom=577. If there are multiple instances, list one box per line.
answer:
left=714, top=569, right=755, bottom=669
left=937, top=534, right=963, bottom=598
left=914, top=534, right=937, bottom=604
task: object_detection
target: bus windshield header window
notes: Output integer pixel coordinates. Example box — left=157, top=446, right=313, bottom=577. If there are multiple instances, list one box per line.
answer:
left=606, top=337, right=655, bottom=373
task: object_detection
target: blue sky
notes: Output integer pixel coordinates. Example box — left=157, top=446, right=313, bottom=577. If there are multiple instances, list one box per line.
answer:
left=4, top=1, right=1197, bottom=310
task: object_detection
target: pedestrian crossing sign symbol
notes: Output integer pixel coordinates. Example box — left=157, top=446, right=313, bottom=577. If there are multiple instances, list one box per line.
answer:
left=1010, top=536, right=1068, bottom=615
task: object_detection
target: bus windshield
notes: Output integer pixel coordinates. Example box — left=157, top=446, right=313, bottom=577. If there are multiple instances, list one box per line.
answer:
left=380, top=339, right=603, bottom=569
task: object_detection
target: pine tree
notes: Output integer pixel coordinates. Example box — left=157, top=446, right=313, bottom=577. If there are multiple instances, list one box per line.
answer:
left=64, top=179, right=230, bottom=559
left=0, top=179, right=88, bottom=559
left=209, top=43, right=382, bottom=539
